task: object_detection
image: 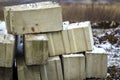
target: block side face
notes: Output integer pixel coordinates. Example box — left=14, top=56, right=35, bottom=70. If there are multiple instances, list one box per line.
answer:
left=4, top=9, right=12, bottom=34
left=40, top=57, right=63, bottom=80
left=75, top=28, right=87, bottom=52
left=62, top=55, right=86, bottom=80
left=47, top=32, right=65, bottom=56
left=9, top=7, right=62, bottom=34
left=68, top=28, right=87, bottom=53
left=68, top=29, right=76, bottom=53
left=55, top=60, right=64, bottom=80
left=62, top=30, right=71, bottom=54
left=42, top=41, right=49, bottom=64
left=0, top=43, right=6, bottom=67
left=100, top=54, right=108, bottom=78
left=5, top=43, right=14, bottom=67
left=46, top=61, right=58, bottom=80
left=86, top=53, right=108, bottom=78
left=25, top=41, right=33, bottom=65
left=83, top=26, right=93, bottom=51
left=25, top=34, right=48, bottom=65
left=51, top=32, right=65, bottom=56
left=86, top=54, right=93, bottom=78
left=25, top=39, right=48, bottom=65
left=47, top=33, right=56, bottom=56
left=17, top=58, right=41, bottom=80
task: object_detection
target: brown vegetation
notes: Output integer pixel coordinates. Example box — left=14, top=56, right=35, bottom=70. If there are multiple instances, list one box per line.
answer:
left=61, top=3, right=120, bottom=23
left=99, top=34, right=118, bottom=44
left=0, top=7, right=4, bottom=21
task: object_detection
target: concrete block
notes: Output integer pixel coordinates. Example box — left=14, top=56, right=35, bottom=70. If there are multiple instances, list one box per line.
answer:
left=17, top=57, right=41, bottom=80
left=0, top=68, right=12, bottom=80
left=40, top=56, right=63, bottom=80
left=24, top=34, right=48, bottom=65
left=62, top=54, right=86, bottom=80
left=86, top=47, right=108, bottom=78
left=66, top=21, right=94, bottom=53
left=47, top=21, right=93, bottom=56
left=0, top=34, right=14, bottom=67
left=4, top=1, right=62, bottom=34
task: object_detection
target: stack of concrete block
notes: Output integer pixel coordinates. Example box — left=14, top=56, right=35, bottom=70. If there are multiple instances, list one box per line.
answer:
left=3, top=1, right=108, bottom=80
left=0, top=34, right=14, bottom=80
left=85, top=47, right=108, bottom=78
left=4, top=1, right=64, bottom=80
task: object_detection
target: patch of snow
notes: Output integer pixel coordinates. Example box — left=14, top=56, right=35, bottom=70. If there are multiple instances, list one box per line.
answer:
left=98, top=41, right=112, bottom=50
left=98, top=33, right=106, bottom=38
left=0, top=21, right=7, bottom=35
left=87, top=46, right=106, bottom=53
left=48, top=56, right=60, bottom=61
left=0, top=34, right=14, bottom=43
left=63, top=21, right=70, bottom=30
left=67, top=21, right=91, bottom=30
left=63, top=21, right=91, bottom=30
left=26, top=34, right=48, bottom=40
left=63, top=54, right=84, bottom=58
left=34, top=35, right=48, bottom=40
left=107, top=73, right=110, bottom=76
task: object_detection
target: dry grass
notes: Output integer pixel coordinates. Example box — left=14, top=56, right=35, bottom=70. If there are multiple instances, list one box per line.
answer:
left=61, top=3, right=120, bottom=22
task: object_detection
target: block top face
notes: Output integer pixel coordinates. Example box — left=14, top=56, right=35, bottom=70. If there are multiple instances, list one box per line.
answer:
left=0, top=21, right=7, bottom=35
left=86, top=46, right=107, bottom=54
left=62, top=54, right=85, bottom=58
left=63, top=21, right=91, bottom=30
left=0, top=34, right=14, bottom=43
left=48, top=56, right=60, bottom=61
left=25, top=34, right=48, bottom=41
left=4, top=1, right=61, bottom=11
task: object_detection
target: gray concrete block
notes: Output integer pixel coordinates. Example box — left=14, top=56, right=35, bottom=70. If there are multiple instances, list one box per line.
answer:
left=24, top=34, right=48, bottom=65
left=17, top=57, right=41, bottom=80
left=62, top=54, right=86, bottom=80
left=86, top=48, right=108, bottom=78
left=4, top=2, right=62, bottom=34
left=0, top=34, right=14, bottom=67
left=40, top=56, right=63, bottom=80
left=67, top=21, right=94, bottom=53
